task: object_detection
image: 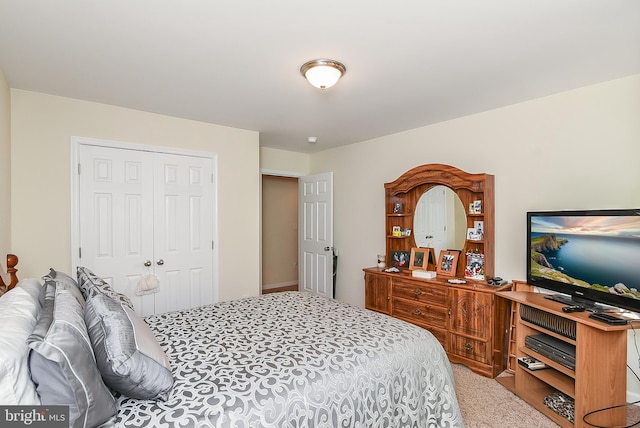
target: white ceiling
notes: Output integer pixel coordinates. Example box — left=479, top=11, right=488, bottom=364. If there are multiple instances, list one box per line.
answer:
left=1, top=1, right=639, bottom=154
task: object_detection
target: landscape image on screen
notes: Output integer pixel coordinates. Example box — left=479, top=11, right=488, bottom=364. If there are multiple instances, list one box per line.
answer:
left=530, top=215, right=640, bottom=300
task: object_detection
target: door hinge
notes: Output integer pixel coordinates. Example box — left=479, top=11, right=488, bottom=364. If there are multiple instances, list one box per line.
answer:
left=78, top=163, right=81, bottom=175
left=212, top=241, right=214, bottom=250
left=78, top=247, right=82, bottom=258
left=211, top=173, right=214, bottom=183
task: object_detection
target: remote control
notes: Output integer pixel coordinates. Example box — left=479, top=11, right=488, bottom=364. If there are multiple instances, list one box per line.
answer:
left=588, top=312, right=628, bottom=325
left=562, top=305, right=585, bottom=313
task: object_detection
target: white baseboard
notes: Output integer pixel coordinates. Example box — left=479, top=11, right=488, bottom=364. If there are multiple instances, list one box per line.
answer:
left=262, top=281, right=297, bottom=290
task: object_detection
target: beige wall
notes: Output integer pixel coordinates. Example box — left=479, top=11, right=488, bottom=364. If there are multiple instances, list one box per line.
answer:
left=310, top=74, right=640, bottom=308
left=10, top=90, right=260, bottom=302
left=0, top=68, right=10, bottom=264
left=260, top=147, right=309, bottom=175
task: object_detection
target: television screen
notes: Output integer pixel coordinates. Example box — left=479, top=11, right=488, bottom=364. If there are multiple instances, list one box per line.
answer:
left=527, top=209, right=640, bottom=312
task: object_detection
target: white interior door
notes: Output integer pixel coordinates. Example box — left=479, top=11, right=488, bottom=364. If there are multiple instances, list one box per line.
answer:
left=153, top=153, right=214, bottom=314
left=299, top=172, right=334, bottom=298
left=76, top=141, right=215, bottom=316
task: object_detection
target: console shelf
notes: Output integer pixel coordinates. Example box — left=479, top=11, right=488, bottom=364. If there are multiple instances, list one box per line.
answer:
left=497, top=291, right=631, bottom=428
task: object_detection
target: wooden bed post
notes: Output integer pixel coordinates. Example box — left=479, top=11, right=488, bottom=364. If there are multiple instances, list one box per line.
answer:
left=5, top=253, right=19, bottom=290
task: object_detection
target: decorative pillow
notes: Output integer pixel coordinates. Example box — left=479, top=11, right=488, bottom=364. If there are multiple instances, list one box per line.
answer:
left=85, top=289, right=174, bottom=400
left=77, top=266, right=134, bottom=310
left=0, top=278, right=43, bottom=405
left=27, top=280, right=116, bottom=428
left=42, top=268, right=85, bottom=306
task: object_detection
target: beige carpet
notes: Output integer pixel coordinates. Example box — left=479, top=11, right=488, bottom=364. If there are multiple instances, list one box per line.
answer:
left=452, top=364, right=561, bottom=428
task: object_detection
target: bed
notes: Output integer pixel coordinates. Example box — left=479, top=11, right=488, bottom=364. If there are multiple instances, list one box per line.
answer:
left=0, top=255, right=464, bottom=428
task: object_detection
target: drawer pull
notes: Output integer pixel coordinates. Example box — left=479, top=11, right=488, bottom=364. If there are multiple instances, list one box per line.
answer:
left=413, top=288, right=422, bottom=296
left=412, top=308, right=423, bottom=316
left=464, top=342, right=474, bottom=351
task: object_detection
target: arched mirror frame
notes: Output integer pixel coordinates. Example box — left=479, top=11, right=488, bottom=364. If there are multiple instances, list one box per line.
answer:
left=384, top=164, right=495, bottom=281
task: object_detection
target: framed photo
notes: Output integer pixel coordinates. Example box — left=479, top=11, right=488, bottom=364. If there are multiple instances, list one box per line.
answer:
left=467, top=228, right=482, bottom=241
left=474, top=221, right=484, bottom=238
left=465, top=251, right=485, bottom=280
left=437, top=250, right=459, bottom=277
left=409, top=248, right=426, bottom=270
left=391, top=250, right=411, bottom=270
left=393, top=202, right=403, bottom=213
left=410, top=247, right=436, bottom=271
left=472, top=200, right=482, bottom=214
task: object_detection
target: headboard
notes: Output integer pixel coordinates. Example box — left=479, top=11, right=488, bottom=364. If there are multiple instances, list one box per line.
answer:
left=0, top=253, right=19, bottom=291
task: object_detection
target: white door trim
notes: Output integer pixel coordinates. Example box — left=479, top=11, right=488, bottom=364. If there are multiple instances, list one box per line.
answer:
left=70, top=136, right=219, bottom=302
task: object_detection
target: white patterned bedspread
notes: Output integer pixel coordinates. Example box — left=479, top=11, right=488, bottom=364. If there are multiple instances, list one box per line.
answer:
left=115, top=292, right=464, bottom=427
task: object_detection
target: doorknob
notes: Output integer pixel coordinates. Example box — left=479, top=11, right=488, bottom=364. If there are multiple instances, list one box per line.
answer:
left=324, top=246, right=334, bottom=251
left=144, top=260, right=152, bottom=267
left=156, top=259, right=165, bottom=266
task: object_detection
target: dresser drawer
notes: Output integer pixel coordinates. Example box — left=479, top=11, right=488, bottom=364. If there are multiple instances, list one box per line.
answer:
left=392, top=298, right=448, bottom=328
left=449, top=334, right=488, bottom=364
left=393, top=280, right=447, bottom=306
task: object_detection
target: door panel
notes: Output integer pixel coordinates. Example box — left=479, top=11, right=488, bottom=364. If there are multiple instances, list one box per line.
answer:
left=153, top=153, right=214, bottom=314
left=79, top=145, right=156, bottom=314
left=299, top=172, right=333, bottom=298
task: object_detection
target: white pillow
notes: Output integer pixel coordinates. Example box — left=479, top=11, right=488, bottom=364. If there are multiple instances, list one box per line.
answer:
left=0, top=278, right=43, bottom=405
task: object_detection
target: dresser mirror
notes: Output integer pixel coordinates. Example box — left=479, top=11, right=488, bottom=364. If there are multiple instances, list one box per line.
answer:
left=384, top=163, right=495, bottom=279
left=413, top=185, right=467, bottom=256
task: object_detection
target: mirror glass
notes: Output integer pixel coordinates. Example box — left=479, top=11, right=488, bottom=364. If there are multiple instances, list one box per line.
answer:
left=414, top=185, right=467, bottom=257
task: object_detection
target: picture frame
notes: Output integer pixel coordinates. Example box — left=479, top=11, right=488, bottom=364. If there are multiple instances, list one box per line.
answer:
left=409, top=248, right=426, bottom=270
left=467, top=228, right=482, bottom=241
left=472, top=199, right=482, bottom=214
left=390, top=250, right=411, bottom=270
left=409, top=247, right=436, bottom=271
left=464, top=251, right=485, bottom=280
left=474, top=221, right=484, bottom=238
left=437, top=250, right=459, bottom=277
left=393, top=202, right=403, bottom=213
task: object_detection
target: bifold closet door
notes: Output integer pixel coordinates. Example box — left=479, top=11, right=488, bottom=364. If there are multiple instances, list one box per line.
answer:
left=78, top=144, right=214, bottom=316
left=152, top=152, right=214, bottom=314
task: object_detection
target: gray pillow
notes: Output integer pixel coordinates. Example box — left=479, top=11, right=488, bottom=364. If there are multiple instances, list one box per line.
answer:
left=85, top=289, right=174, bottom=400
left=42, top=268, right=85, bottom=306
left=77, top=266, right=134, bottom=310
left=27, top=281, right=116, bottom=428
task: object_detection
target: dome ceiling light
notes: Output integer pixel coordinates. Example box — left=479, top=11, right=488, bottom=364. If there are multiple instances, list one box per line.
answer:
left=300, top=59, right=346, bottom=89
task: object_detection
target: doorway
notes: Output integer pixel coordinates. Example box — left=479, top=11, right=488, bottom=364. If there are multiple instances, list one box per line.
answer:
left=261, top=175, right=299, bottom=293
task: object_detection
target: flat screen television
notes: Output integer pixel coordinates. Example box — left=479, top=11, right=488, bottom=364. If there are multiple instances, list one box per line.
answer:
left=527, top=209, right=640, bottom=313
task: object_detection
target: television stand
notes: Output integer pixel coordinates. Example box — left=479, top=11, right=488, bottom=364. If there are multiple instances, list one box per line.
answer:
left=497, top=290, right=631, bottom=427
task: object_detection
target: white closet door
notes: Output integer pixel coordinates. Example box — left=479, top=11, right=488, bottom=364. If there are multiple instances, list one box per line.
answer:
left=78, top=143, right=214, bottom=316
left=79, top=144, right=156, bottom=314
left=153, top=153, right=214, bottom=314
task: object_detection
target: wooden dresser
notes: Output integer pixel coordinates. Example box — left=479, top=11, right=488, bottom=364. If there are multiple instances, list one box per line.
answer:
left=364, top=267, right=510, bottom=378
left=364, top=163, right=510, bottom=378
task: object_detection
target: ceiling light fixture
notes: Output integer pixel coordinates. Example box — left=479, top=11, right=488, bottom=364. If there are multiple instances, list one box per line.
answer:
left=300, top=59, right=346, bottom=89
